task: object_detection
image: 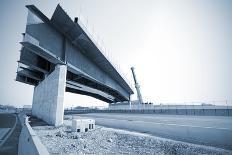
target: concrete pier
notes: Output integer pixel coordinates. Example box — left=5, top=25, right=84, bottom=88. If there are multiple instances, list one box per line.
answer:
left=32, top=65, right=67, bottom=126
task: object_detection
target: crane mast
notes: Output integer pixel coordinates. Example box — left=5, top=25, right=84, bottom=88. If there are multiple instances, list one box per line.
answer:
left=131, top=67, right=143, bottom=104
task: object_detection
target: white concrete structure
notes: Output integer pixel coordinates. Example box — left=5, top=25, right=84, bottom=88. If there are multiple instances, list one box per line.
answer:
left=18, top=116, right=49, bottom=155
left=109, top=100, right=154, bottom=110
left=32, top=65, right=67, bottom=126
left=72, top=119, right=95, bottom=132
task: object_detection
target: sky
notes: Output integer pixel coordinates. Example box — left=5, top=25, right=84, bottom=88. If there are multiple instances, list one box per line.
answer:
left=0, top=0, right=231, bottom=108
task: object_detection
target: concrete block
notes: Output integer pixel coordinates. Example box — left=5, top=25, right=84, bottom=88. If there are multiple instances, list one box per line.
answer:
left=72, top=119, right=95, bottom=132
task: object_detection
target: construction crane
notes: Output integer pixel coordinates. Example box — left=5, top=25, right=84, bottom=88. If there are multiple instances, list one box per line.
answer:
left=131, top=67, right=143, bottom=104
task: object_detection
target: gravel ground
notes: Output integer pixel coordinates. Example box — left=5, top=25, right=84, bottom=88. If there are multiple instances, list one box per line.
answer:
left=33, top=121, right=232, bottom=155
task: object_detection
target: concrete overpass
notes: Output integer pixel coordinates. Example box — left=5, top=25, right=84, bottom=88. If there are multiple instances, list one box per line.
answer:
left=16, top=5, right=133, bottom=126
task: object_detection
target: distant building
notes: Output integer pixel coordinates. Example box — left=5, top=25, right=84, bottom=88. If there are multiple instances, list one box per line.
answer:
left=109, top=100, right=153, bottom=110
left=23, top=105, right=32, bottom=109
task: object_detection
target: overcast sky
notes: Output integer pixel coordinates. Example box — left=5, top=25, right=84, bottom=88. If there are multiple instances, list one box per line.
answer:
left=0, top=0, right=231, bottom=108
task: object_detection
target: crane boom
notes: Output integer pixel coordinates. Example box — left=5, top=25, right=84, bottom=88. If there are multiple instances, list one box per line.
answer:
left=131, top=67, right=143, bottom=104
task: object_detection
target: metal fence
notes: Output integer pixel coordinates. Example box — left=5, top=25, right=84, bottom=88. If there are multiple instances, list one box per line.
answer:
left=65, top=100, right=232, bottom=116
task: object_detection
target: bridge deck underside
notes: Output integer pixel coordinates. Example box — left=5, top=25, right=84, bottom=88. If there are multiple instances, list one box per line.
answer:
left=16, top=4, right=133, bottom=103
left=16, top=54, right=127, bottom=103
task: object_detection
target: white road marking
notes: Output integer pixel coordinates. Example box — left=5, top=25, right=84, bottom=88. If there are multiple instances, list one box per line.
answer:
left=94, top=117, right=232, bottom=131
left=0, top=128, right=11, bottom=140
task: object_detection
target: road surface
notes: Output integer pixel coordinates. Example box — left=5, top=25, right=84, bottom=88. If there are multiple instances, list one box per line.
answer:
left=69, top=113, right=232, bottom=150
left=0, top=113, right=21, bottom=155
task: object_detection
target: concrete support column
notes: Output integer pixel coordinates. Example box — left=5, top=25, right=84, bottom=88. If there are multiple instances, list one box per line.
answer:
left=32, top=64, right=67, bottom=126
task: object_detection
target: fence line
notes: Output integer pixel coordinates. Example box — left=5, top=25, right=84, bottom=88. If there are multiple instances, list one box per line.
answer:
left=64, top=100, right=232, bottom=116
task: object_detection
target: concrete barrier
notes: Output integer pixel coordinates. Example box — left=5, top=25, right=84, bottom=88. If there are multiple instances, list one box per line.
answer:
left=18, top=115, right=49, bottom=155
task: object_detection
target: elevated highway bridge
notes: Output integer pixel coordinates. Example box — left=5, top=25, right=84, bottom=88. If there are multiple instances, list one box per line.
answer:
left=16, top=5, right=133, bottom=126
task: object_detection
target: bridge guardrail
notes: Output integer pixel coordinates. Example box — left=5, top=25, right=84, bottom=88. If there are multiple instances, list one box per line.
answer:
left=77, top=14, right=134, bottom=89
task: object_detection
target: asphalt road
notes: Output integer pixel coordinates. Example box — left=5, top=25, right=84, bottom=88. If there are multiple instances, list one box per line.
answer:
left=71, top=113, right=232, bottom=151
left=0, top=113, right=21, bottom=155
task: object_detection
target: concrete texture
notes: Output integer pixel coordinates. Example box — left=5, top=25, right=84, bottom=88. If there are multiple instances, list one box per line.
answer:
left=32, top=64, right=67, bottom=126
left=71, top=113, right=232, bottom=150
left=18, top=116, right=49, bottom=155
